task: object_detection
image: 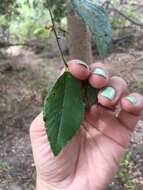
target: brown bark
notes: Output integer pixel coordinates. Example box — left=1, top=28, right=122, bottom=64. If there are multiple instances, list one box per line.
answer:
left=67, top=4, right=93, bottom=65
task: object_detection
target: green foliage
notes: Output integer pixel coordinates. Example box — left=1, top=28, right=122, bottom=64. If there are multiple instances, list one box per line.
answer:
left=0, top=160, right=10, bottom=170
left=1, top=0, right=142, bottom=45
left=44, top=72, right=84, bottom=156
left=44, top=0, right=66, bottom=22
left=0, top=0, right=15, bottom=15
left=0, top=0, right=67, bottom=42
left=117, top=152, right=131, bottom=179
left=110, top=0, right=143, bottom=28
left=0, top=0, right=52, bottom=42
left=82, top=82, right=98, bottom=108
left=0, top=16, right=8, bottom=26
left=29, top=0, right=66, bottom=23
left=33, top=27, right=53, bottom=38
left=71, top=0, right=112, bottom=56
left=86, top=84, right=98, bottom=107
left=117, top=152, right=139, bottom=190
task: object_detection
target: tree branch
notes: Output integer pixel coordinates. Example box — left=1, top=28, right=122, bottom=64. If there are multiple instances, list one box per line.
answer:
left=0, top=42, right=31, bottom=48
left=112, top=34, right=134, bottom=44
left=48, top=8, right=68, bottom=67
left=110, top=4, right=143, bottom=28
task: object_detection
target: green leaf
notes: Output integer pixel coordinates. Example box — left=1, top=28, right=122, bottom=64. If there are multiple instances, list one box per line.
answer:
left=82, top=81, right=98, bottom=108
left=71, top=0, right=112, bottom=56
left=86, top=83, right=99, bottom=107
left=43, top=72, right=84, bottom=156
left=33, top=27, right=45, bottom=35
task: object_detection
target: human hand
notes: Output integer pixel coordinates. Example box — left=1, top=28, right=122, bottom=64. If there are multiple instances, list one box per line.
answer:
left=30, top=60, right=143, bottom=190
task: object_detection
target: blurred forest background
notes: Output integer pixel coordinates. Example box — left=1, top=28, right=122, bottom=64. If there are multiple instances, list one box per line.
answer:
left=0, top=0, right=143, bottom=189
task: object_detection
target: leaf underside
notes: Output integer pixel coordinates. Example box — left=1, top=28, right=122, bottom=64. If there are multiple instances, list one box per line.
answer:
left=86, top=82, right=99, bottom=107
left=43, top=72, right=84, bottom=156
left=82, top=81, right=99, bottom=108
left=71, top=0, right=112, bottom=56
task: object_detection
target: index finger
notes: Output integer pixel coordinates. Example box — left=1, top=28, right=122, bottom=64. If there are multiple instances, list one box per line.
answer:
left=67, top=59, right=90, bottom=80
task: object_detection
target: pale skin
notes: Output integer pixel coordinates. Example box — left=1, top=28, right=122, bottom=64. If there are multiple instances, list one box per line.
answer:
left=30, top=60, right=143, bottom=190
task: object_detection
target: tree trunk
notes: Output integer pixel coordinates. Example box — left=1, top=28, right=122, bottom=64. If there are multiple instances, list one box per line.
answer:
left=67, top=4, right=93, bottom=65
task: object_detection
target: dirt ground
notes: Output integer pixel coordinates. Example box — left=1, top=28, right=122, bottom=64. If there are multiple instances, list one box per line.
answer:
left=0, top=35, right=143, bottom=190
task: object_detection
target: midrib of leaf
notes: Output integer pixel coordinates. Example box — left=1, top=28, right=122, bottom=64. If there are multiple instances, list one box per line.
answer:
left=56, top=72, right=70, bottom=148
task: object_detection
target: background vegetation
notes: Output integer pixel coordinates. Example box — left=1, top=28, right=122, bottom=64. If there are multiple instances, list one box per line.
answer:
left=0, top=1, right=143, bottom=190
left=0, top=0, right=143, bottom=44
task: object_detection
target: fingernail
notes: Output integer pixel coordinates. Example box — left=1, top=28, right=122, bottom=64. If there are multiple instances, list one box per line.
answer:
left=92, top=68, right=107, bottom=78
left=101, top=87, right=116, bottom=100
left=125, top=96, right=137, bottom=105
left=76, top=60, right=89, bottom=68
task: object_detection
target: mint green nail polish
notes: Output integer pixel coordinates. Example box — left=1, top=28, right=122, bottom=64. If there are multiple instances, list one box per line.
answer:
left=101, top=87, right=116, bottom=100
left=126, top=96, right=137, bottom=105
left=93, top=68, right=107, bottom=78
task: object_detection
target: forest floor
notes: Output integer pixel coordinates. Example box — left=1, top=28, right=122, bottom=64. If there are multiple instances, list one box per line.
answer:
left=0, top=30, right=143, bottom=190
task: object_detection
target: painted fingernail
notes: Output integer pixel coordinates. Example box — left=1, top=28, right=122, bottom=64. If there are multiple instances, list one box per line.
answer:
left=125, top=96, right=137, bottom=105
left=92, top=68, right=107, bottom=78
left=101, top=87, right=116, bottom=100
left=76, top=60, right=89, bottom=68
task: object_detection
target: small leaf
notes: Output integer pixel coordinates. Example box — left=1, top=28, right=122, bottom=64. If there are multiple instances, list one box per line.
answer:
left=86, top=83, right=99, bottom=107
left=33, top=27, right=45, bottom=35
left=71, top=0, right=112, bottom=56
left=82, top=81, right=98, bottom=108
left=43, top=72, right=84, bottom=156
